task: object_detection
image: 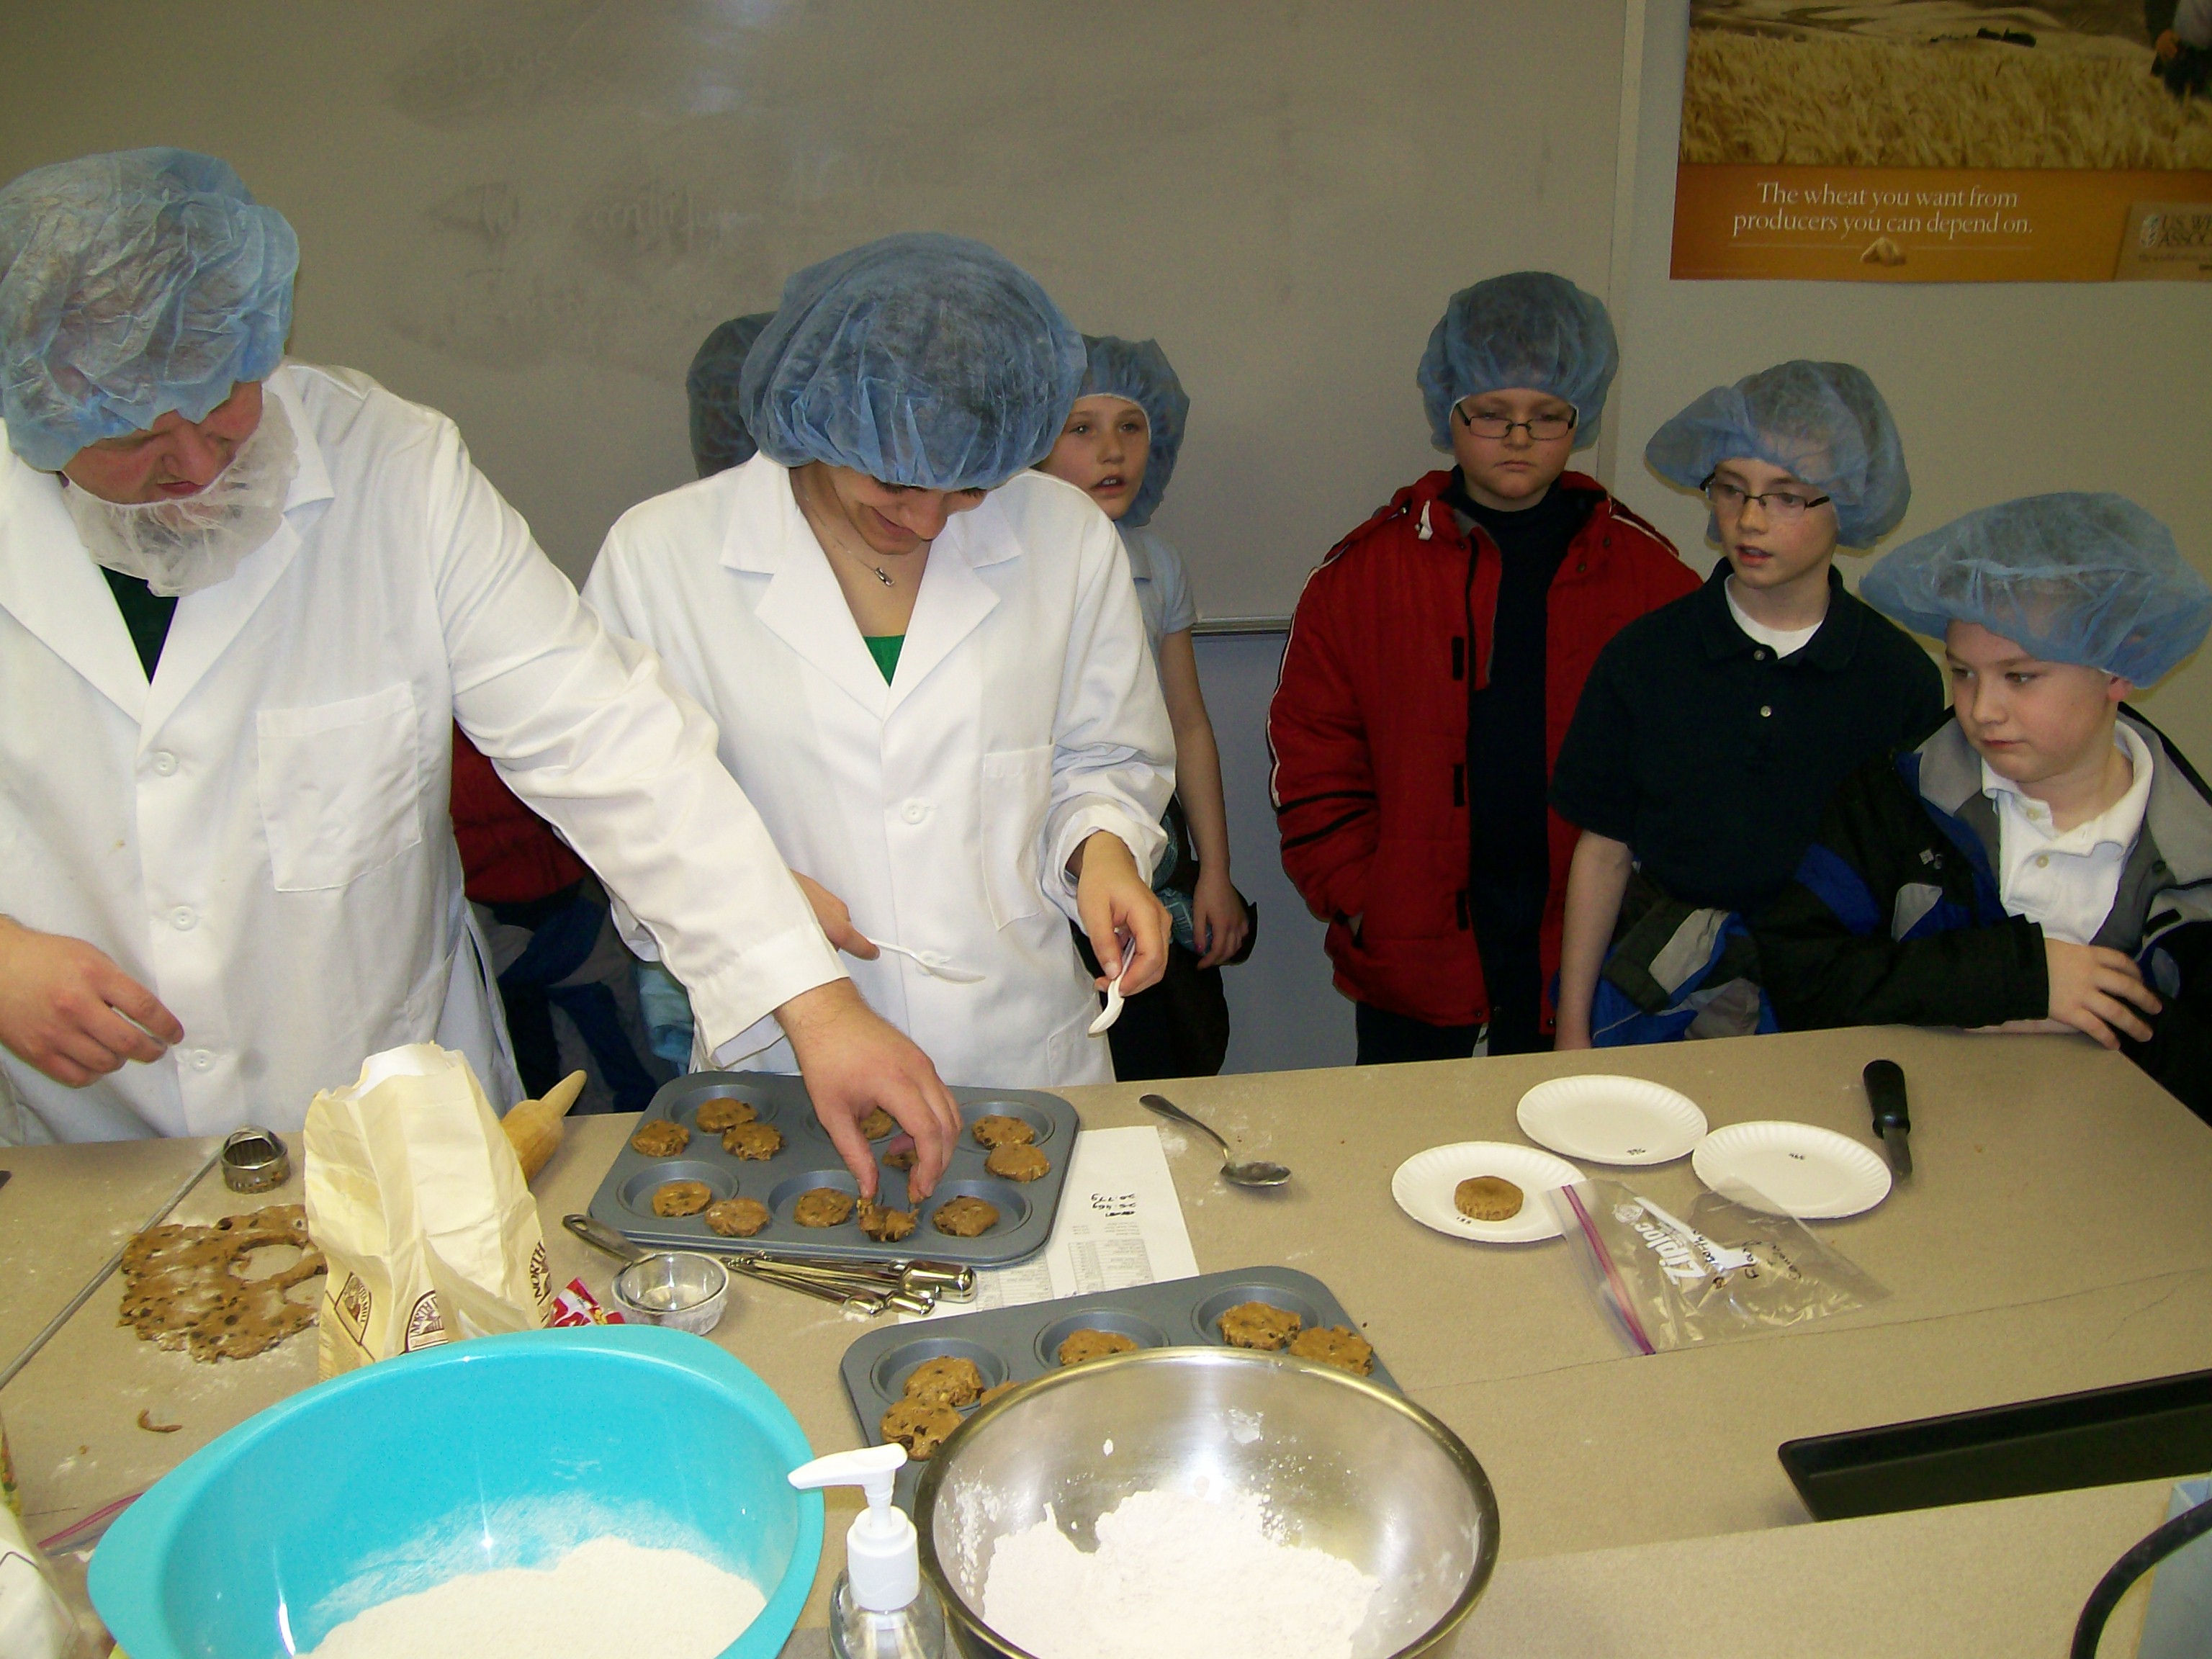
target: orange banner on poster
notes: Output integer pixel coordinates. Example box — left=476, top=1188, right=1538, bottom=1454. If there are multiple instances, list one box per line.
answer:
left=1673, top=163, right=2212, bottom=282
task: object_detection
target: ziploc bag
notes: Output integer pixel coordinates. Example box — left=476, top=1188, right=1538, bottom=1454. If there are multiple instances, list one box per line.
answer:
left=1547, top=1179, right=1888, bottom=1353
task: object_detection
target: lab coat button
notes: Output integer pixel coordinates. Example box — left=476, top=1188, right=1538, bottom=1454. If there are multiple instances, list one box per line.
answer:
left=171, top=906, right=197, bottom=931
left=2036, top=854, right=2050, bottom=868
left=901, top=800, right=929, bottom=824
left=1753, top=649, right=1769, bottom=662
left=191, top=1049, right=215, bottom=1071
left=150, top=750, right=178, bottom=775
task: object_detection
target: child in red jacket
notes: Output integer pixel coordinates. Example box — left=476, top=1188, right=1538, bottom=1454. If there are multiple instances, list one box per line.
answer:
left=1269, top=272, right=1695, bottom=1061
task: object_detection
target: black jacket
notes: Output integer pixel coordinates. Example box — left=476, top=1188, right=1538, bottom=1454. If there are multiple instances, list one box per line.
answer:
left=1755, top=710, right=2212, bottom=1121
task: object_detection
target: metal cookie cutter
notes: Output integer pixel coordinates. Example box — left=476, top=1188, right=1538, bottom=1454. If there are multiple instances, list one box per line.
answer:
left=220, top=1127, right=291, bottom=1194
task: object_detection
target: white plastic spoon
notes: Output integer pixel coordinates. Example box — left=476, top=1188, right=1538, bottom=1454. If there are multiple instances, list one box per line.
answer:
left=866, top=940, right=986, bottom=983
left=1088, top=965, right=1130, bottom=1035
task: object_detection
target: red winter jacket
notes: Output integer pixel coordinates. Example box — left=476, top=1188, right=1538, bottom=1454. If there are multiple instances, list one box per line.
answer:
left=1268, top=470, right=1696, bottom=1030
left=450, top=724, right=589, bottom=907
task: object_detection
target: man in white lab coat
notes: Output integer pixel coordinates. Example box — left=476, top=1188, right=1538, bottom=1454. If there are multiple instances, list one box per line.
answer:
left=0, top=150, right=959, bottom=1192
left=585, top=234, right=1175, bottom=1087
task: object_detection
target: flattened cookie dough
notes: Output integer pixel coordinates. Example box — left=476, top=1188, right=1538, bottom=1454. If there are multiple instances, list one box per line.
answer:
left=723, top=1123, right=784, bottom=1161
left=932, top=1195, right=1000, bottom=1238
left=695, top=1098, right=757, bottom=1132
left=903, top=1355, right=984, bottom=1407
left=1289, top=1325, right=1374, bottom=1375
left=858, top=1199, right=917, bottom=1243
left=970, top=1114, right=1034, bottom=1151
left=1056, top=1328, right=1138, bottom=1367
left=861, top=1107, right=897, bottom=1141
left=881, top=1398, right=962, bottom=1460
left=631, top=1120, right=690, bottom=1158
left=1217, top=1300, right=1302, bottom=1351
left=985, top=1143, right=1050, bottom=1182
left=1454, top=1175, right=1523, bottom=1222
left=976, top=1382, right=1016, bottom=1407
left=652, top=1180, right=713, bottom=1218
left=704, top=1197, right=770, bottom=1238
left=882, top=1144, right=918, bottom=1173
left=793, top=1188, right=855, bottom=1228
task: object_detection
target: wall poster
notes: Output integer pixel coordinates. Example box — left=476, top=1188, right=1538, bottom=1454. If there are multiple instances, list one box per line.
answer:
left=1673, top=3, right=2212, bottom=281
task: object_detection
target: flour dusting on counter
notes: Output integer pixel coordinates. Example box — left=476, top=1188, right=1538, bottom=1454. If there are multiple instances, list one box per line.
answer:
left=981, top=1488, right=1377, bottom=1659
left=302, top=1536, right=762, bottom=1658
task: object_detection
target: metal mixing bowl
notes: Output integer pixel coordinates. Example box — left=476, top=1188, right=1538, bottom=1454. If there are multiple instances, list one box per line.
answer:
left=914, top=1346, right=1498, bottom=1659
left=611, top=1249, right=732, bottom=1335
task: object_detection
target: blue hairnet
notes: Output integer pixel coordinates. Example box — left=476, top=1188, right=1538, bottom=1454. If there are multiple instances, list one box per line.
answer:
left=685, top=311, right=772, bottom=477
left=1417, top=271, right=1617, bottom=454
left=1076, top=334, right=1190, bottom=528
left=0, top=148, right=297, bottom=471
left=1645, top=360, right=1910, bottom=547
left=1862, top=493, right=2211, bottom=685
left=739, top=233, right=1084, bottom=490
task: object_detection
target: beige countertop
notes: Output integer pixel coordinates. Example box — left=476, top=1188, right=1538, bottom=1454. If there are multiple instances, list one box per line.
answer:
left=2, top=1025, right=2206, bottom=1655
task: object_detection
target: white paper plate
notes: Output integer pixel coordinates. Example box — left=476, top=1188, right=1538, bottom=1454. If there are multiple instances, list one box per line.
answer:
left=1514, top=1076, right=1708, bottom=1165
left=1692, top=1120, right=1892, bottom=1219
left=1391, top=1141, right=1588, bottom=1244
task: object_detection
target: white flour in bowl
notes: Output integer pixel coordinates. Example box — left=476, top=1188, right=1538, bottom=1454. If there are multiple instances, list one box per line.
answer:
left=980, top=1488, right=1378, bottom=1659
left=301, top=1536, right=763, bottom=1659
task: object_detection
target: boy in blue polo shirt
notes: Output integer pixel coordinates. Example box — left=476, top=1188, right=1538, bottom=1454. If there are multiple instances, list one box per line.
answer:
left=1550, top=361, right=1944, bottom=1047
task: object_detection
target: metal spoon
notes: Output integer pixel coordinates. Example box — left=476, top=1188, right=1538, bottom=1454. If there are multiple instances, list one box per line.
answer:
left=1138, top=1093, right=1291, bottom=1188
left=865, top=940, right=986, bottom=984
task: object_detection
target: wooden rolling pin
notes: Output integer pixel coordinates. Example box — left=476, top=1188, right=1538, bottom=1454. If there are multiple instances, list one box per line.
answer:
left=500, top=1070, right=586, bottom=1182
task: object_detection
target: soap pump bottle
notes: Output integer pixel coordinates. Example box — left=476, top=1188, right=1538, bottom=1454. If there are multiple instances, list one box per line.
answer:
left=788, top=1444, right=950, bottom=1659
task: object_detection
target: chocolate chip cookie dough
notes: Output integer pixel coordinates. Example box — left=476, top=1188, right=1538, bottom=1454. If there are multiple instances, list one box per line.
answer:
left=858, top=1199, right=918, bottom=1243
left=932, top=1195, right=1000, bottom=1237
left=630, top=1120, right=689, bottom=1157
left=970, top=1114, right=1033, bottom=1151
left=984, top=1143, right=1050, bottom=1182
left=1216, top=1301, right=1302, bottom=1350
left=1288, top=1325, right=1374, bottom=1375
left=793, top=1188, right=856, bottom=1228
left=652, top=1180, right=712, bottom=1218
left=722, top=1123, right=783, bottom=1160
left=704, top=1197, right=770, bottom=1238
left=1056, top=1328, right=1138, bottom=1366
left=1454, top=1176, right=1523, bottom=1222
left=881, top=1398, right=962, bottom=1460
left=861, top=1107, right=897, bottom=1141
left=904, top=1355, right=984, bottom=1408
left=696, top=1098, right=757, bottom=1132
left=118, top=1204, right=326, bottom=1363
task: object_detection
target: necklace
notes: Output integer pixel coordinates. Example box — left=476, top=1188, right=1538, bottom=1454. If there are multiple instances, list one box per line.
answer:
left=796, top=469, right=896, bottom=587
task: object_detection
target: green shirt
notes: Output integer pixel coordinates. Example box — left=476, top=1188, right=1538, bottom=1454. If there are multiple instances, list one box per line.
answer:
left=102, top=567, right=178, bottom=678
left=863, top=634, right=904, bottom=683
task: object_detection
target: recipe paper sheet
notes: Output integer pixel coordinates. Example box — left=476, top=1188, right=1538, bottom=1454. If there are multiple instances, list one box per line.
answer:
left=907, top=1125, right=1197, bottom=1321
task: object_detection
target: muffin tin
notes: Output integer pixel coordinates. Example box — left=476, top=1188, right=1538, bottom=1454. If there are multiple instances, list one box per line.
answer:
left=585, top=1071, right=1078, bottom=1267
left=840, top=1266, right=1395, bottom=1506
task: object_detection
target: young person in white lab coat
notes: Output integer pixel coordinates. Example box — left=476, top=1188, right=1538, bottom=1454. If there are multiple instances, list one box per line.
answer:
left=585, top=234, right=1176, bottom=1088
left=0, top=150, right=961, bottom=1192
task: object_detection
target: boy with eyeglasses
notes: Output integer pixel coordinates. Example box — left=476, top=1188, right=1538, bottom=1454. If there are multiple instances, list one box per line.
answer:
left=1755, top=493, right=2212, bottom=1118
left=1550, top=361, right=1942, bottom=1048
left=1270, top=272, right=1696, bottom=1064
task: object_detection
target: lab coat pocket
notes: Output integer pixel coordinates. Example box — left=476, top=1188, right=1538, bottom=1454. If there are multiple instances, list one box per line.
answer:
left=257, top=683, right=424, bottom=891
left=980, top=745, right=1053, bottom=930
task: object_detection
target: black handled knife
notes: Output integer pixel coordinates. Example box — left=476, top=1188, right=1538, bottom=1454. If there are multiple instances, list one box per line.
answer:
left=1863, top=1059, right=1913, bottom=1180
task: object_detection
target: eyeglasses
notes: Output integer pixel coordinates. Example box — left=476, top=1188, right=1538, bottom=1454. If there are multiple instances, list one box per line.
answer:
left=1701, top=475, right=1833, bottom=523
left=1455, top=403, right=1576, bottom=443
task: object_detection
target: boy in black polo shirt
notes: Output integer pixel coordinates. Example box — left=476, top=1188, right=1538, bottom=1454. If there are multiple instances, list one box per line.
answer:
left=1550, top=361, right=1943, bottom=1048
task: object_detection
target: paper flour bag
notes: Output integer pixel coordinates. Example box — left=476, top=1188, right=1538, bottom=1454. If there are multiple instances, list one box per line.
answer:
left=305, top=1043, right=553, bottom=1378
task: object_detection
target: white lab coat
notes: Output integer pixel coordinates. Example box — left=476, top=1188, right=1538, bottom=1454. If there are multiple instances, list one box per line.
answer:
left=583, top=458, right=1174, bottom=1088
left=0, top=362, right=841, bottom=1143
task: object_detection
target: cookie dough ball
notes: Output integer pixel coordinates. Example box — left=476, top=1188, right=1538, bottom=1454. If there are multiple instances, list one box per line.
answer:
left=970, top=1114, right=1035, bottom=1151
left=793, top=1188, right=855, bottom=1228
left=1056, top=1328, right=1138, bottom=1367
left=932, top=1195, right=1000, bottom=1238
left=903, top=1355, right=984, bottom=1408
left=1289, top=1325, right=1375, bottom=1375
left=1217, top=1301, right=1302, bottom=1351
left=1454, top=1175, right=1524, bottom=1222
left=723, top=1123, right=784, bottom=1161
left=861, top=1107, right=897, bottom=1141
left=858, top=1199, right=917, bottom=1243
left=631, top=1120, right=690, bottom=1158
left=651, top=1180, right=712, bottom=1218
left=881, top=1398, right=962, bottom=1461
left=882, top=1144, right=918, bottom=1173
left=985, top=1143, right=1051, bottom=1182
left=704, top=1197, right=770, bottom=1238
left=696, top=1098, right=757, bottom=1132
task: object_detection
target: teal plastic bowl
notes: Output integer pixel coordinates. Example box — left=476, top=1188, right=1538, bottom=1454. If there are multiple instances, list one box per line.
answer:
left=88, top=1325, right=822, bottom=1658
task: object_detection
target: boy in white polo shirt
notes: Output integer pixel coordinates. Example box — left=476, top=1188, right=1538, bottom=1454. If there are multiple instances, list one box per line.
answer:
left=1755, top=493, right=2212, bottom=1119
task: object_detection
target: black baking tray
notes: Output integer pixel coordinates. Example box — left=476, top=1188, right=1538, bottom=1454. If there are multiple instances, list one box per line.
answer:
left=842, top=1266, right=1395, bottom=1509
left=585, top=1071, right=1078, bottom=1268
left=1779, top=1368, right=2212, bottom=1520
